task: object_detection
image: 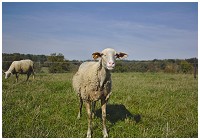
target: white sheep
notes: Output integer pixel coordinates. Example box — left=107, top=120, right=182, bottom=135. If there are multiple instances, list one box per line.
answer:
left=72, top=48, right=127, bottom=138
left=4, top=59, right=35, bottom=82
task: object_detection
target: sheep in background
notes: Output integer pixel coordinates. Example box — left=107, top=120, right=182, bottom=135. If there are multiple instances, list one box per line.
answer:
left=72, top=48, right=127, bottom=138
left=4, top=59, right=35, bottom=82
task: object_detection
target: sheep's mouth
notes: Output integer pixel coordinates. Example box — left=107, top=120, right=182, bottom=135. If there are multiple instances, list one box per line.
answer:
left=107, top=66, right=114, bottom=70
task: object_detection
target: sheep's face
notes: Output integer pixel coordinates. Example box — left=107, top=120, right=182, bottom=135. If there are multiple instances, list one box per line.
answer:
left=101, top=48, right=117, bottom=70
left=4, top=71, right=12, bottom=79
left=92, top=48, right=128, bottom=70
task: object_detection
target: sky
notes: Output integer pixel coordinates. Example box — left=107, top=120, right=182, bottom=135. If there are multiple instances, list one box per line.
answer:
left=2, top=2, right=198, bottom=60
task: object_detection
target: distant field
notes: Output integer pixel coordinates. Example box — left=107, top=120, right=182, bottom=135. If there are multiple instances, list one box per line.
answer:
left=2, top=72, right=198, bottom=138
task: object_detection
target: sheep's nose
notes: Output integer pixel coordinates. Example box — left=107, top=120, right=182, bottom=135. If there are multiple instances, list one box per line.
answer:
left=107, top=61, right=115, bottom=67
left=109, top=62, right=115, bottom=65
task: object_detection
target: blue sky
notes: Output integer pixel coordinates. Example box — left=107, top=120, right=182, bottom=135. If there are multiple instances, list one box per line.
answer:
left=2, top=2, right=198, bottom=60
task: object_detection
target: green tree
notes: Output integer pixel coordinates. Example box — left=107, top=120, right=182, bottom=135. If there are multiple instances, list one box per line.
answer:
left=47, top=53, right=69, bottom=73
left=180, top=60, right=192, bottom=74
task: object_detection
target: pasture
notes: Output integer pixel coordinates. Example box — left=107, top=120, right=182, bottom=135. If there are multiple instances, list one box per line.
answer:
left=2, top=72, right=198, bottom=138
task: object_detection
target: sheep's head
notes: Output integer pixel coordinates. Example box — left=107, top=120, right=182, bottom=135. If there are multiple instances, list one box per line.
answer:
left=4, top=71, right=12, bottom=79
left=92, top=48, right=128, bottom=70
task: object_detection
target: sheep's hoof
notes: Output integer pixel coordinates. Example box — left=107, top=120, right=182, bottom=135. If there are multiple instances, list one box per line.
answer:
left=103, top=129, right=108, bottom=138
left=77, top=114, right=81, bottom=120
left=86, top=134, right=91, bottom=138
left=103, top=133, right=108, bottom=138
left=86, top=131, right=92, bottom=138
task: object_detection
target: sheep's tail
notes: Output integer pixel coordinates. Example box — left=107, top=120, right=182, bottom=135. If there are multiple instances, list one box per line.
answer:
left=31, top=61, right=36, bottom=78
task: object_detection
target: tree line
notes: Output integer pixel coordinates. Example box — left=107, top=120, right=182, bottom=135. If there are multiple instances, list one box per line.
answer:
left=2, top=53, right=197, bottom=74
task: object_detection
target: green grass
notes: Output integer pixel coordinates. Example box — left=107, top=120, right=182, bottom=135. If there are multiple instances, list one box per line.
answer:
left=2, top=72, right=198, bottom=138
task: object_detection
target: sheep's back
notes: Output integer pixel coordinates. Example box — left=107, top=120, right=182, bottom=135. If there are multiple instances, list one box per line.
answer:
left=11, top=60, right=33, bottom=73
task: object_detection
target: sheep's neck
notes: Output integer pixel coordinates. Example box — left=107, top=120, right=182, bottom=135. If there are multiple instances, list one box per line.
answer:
left=8, top=66, right=15, bottom=74
left=98, top=66, right=111, bottom=90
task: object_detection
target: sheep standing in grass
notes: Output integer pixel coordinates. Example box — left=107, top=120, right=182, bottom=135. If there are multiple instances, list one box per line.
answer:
left=4, top=59, right=35, bottom=82
left=72, top=48, right=127, bottom=138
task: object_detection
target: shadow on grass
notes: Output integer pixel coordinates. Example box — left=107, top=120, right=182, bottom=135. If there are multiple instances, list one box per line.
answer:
left=95, top=104, right=141, bottom=124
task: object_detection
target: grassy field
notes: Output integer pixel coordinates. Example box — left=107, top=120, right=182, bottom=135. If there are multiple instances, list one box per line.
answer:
left=2, top=72, right=198, bottom=138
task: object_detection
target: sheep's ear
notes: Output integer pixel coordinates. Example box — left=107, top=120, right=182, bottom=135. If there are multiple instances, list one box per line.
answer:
left=116, top=52, right=128, bottom=59
left=92, top=52, right=102, bottom=60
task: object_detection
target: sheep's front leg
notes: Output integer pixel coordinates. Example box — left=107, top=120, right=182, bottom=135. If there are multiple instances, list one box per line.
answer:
left=101, top=98, right=108, bottom=138
left=15, top=74, right=19, bottom=83
left=77, top=97, right=83, bottom=119
left=92, top=101, right=96, bottom=119
left=86, top=102, right=92, bottom=138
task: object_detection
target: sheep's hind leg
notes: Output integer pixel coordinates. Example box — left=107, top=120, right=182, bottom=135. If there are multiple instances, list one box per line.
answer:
left=77, top=97, right=83, bottom=119
left=101, top=98, right=108, bottom=138
left=26, top=73, right=31, bottom=81
left=32, top=71, right=35, bottom=80
left=86, top=102, right=92, bottom=138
